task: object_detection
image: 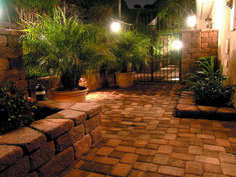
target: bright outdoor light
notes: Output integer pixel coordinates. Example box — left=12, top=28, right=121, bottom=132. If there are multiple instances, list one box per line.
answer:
left=111, top=22, right=120, bottom=32
left=187, top=15, right=196, bottom=27
left=172, top=40, right=182, bottom=50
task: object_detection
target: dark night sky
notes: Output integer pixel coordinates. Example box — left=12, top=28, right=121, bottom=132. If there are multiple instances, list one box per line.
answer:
left=125, top=0, right=156, bottom=8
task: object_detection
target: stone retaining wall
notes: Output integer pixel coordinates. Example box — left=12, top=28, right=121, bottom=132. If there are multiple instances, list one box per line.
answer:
left=181, top=29, right=218, bottom=80
left=0, top=28, right=26, bottom=90
left=0, top=102, right=103, bottom=177
left=176, top=91, right=236, bottom=119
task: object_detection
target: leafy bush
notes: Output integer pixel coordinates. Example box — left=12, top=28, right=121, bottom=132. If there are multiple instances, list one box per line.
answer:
left=182, top=56, right=235, bottom=107
left=109, top=30, right=151, bottom=73
left=24, top=65, right=50, bottom=80
left=0, top=82, right=37, bottom=134
left=21, top=7, right=113, bottom=91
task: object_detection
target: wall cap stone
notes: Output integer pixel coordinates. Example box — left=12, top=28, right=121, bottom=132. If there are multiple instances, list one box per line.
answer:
left=181, top=29, right=202, bottom=33
left=30, top=118, right=74, bottom=140
left=0, top=145, right=23, bottom=171
left=0, top=28, right=24, bottom=36
left=202, top=29, right=218, bottom=32
left=46, top=109, right=87, bottom=126
left=0, top=101, right=103, bottom=177
left=0, top=127, right=47, bottom=153
left=70, top=102, right=104, bottom=118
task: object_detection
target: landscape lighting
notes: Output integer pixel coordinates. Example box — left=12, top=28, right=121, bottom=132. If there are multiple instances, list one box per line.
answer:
left=111, top=22, right=120, bottom=32
left=172, top=40, right=182, bottom=50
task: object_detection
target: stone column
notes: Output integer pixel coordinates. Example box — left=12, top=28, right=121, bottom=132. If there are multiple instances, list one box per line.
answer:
left=0, top=28, right=26, bottom=90
left=181, top=29, right=218, bottom=80
left=201, top=30, right=218, bottom=57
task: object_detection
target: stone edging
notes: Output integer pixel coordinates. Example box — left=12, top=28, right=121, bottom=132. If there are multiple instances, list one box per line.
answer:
left=0, top=101, right=103, bottom=177
left=176, top=91, right=236, bottom=120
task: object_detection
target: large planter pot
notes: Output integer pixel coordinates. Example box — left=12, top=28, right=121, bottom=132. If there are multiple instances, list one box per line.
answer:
left=51, top=86, right=88, bottom=102
left=115, top=71, right=135, bottom=88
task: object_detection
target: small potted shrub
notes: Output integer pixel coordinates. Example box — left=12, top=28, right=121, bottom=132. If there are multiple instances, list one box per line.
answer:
left=182, top=56, right=236, bottom=107
left=22, top=7, right=112, bottom=102
left=0, top=81, right=37, bottom=134
left=109, top=30, right=151, bottom=88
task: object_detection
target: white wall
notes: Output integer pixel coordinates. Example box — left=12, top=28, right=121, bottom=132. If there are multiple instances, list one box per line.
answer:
left=212, top=0, right=236, bottom=107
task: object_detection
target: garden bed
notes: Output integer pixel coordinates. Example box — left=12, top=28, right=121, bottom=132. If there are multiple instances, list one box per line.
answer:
left=176, top=91, right=236, bottom=121
left=0, top=101, right=103, bottom=177
left=34, top=106, right=61, bottom=121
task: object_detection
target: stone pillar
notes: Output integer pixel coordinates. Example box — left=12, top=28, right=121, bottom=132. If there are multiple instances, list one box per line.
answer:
left=201, top=30, right=218, bottom=56
left=0, top=28, right=26, bottom=90
left=181, top=29, right=218, bottom=80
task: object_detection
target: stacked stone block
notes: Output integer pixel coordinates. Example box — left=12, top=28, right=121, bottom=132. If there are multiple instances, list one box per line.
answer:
left=176, top=91, right=236, bottom=119
left=181, top=29, right=218, bottom=80
left=79, top=70, right=115, bottom=91
left=0, top=28, right=26, bottom=90
left=0, top=102, right=103, bottom=177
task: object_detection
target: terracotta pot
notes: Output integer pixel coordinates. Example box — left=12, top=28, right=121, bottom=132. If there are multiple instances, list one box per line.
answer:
left=51, top=86, right=88, bottom=102
left=115, top=71, right=135, bottom=88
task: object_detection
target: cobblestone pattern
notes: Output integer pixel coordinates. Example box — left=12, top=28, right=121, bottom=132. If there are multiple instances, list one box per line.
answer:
left=181, top=29, right=218, bottom=80
left=0, top=102, right=103, bottom=177
left=60, top=83, right=236, bottom=177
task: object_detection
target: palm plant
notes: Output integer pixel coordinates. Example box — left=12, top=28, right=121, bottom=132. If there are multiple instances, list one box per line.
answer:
left=109, top=30, right=151, bottom=73
left=22, top=7, right=113, bottom=91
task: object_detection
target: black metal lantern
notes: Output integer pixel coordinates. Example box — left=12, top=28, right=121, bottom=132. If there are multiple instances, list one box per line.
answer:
left=205, top=16, right=212, bottom=29
left=35, top=83, right=48, bottom=101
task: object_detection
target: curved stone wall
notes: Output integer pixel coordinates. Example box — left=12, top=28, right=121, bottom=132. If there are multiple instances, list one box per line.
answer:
left=0, top=101, right=103, bottom=177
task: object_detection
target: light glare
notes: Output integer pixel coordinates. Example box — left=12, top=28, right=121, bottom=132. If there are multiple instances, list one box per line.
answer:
left=188, top=15, right=196, bottom=27
left=172, top=40, right=182, bottom=50
left=111, top=22, right=120, bottom=32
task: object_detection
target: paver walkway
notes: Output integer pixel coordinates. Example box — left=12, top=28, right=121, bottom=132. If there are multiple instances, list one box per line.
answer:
left=60, top=82, right=236, bottom=177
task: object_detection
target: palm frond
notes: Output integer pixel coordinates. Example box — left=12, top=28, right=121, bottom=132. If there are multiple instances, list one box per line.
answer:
left=21, top=7, right=114, bottom=90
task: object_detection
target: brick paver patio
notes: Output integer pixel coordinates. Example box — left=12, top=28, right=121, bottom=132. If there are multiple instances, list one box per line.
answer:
left=60, top=82, right=236, bottom=177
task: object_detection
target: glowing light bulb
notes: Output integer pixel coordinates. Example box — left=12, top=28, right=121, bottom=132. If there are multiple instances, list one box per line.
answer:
left=188, top=15, right=196, bottom=27
left=111, top=22, right=120, bottom=32
left=172, top=40, right=182, bottom=50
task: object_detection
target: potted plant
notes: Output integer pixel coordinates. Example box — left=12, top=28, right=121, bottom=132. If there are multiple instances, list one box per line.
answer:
left=109, top=30, right=151, bottom=88
left=21, top=7, right=112, bottom=102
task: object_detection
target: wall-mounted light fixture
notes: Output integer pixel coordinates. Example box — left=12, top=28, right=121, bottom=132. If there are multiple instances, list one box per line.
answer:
left=172, top=40, right=182, bottom=50
left=205, top=16, right=212, bottom=29
left=227, top=0, right=233, bottom=8
left=187, top=15, right=196, bottom=28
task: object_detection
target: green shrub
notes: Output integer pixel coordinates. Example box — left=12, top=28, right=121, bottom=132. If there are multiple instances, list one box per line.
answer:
left=21, top=7, right=113, bottom=91
left=109, top=30, right=151, bottom=73
left=182, top=56, right=235, bottom=107
left=0, top=82, right=37, bottom=134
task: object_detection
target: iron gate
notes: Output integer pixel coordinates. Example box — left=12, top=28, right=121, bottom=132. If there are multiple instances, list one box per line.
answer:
left=134, top=32, right=182, bottom=82
left=129, top=14, right=182, bottom=82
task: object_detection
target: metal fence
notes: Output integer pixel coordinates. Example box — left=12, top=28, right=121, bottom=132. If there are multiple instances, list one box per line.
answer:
left=128, top=13, right=182, bottom=82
